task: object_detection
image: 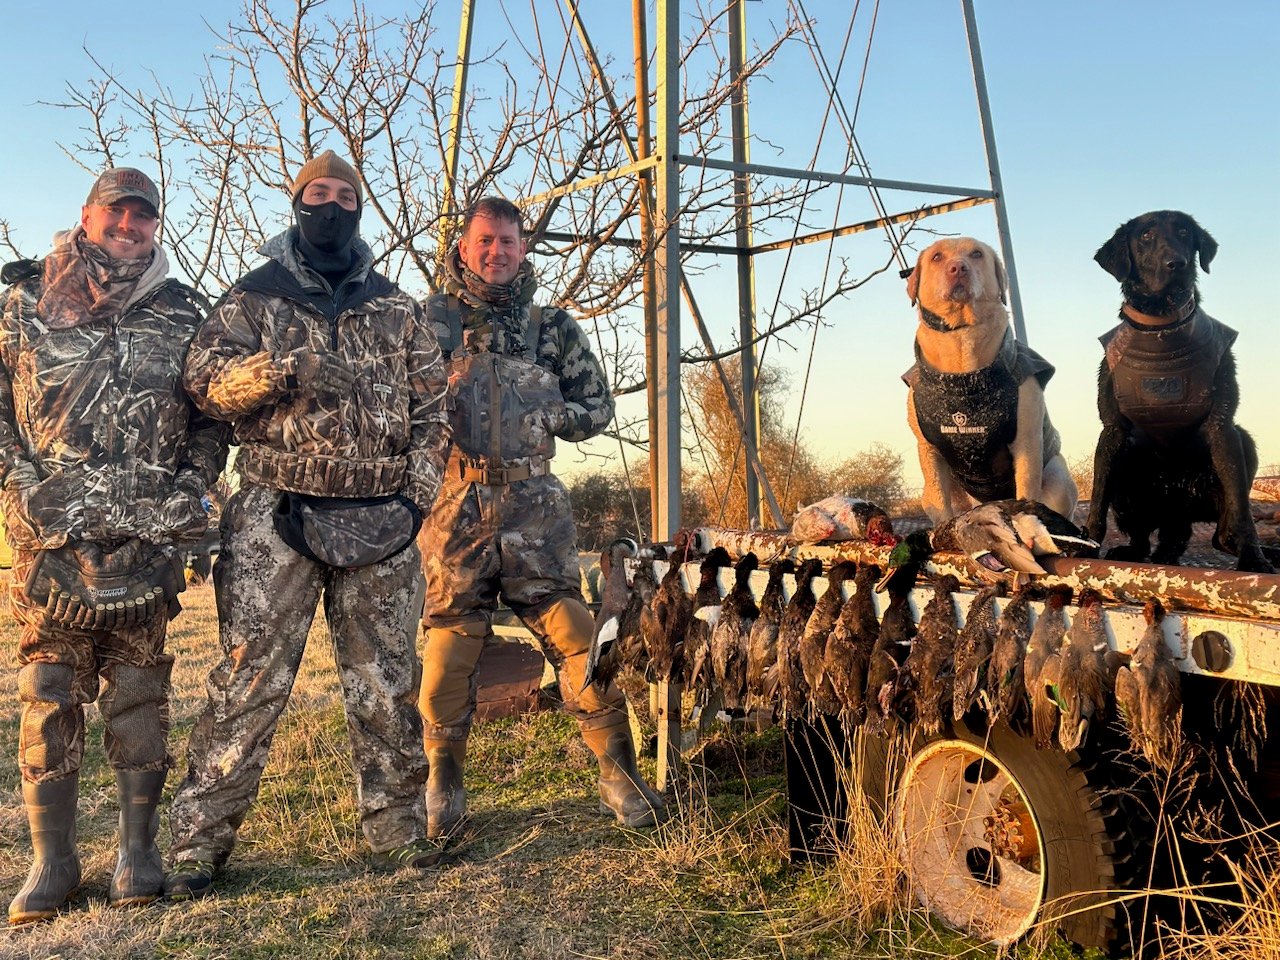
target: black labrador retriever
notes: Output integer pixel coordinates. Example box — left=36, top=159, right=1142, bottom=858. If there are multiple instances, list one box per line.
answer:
left=1085, top=210, right=1273, bottom=573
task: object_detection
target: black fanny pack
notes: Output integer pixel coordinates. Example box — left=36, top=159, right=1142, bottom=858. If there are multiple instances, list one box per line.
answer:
left=273, top=492, right=422, bottom=568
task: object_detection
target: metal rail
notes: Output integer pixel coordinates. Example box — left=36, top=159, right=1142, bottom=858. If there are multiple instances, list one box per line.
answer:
left=684, top=526, right=1280, bottom=688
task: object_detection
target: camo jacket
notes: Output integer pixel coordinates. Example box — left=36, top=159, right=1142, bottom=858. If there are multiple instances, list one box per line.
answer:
left=183, top=231, right=450, bottom=514
left=0, top=257, right=228, bottom=551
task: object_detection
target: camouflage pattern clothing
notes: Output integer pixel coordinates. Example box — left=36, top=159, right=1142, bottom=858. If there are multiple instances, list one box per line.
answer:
left=182, top=230, right=449, bottom=513
left=418, top=250, right=623, bottom=742
left=0, top=228, right=226, bottom=782
left=171, top=229, right=448, bottom=860
left=168, top=483, right=428, bottom=861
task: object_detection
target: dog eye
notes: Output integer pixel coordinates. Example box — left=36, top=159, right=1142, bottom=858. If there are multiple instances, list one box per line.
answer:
left=1140, top=229, right=1156, bottom=242
left=970, top=249, right=983, bottom=258
left=931, top=251, right=943, bottom=261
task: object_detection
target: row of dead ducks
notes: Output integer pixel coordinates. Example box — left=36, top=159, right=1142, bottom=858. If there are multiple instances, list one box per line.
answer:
left=587, top=538, right=1182, bottom=770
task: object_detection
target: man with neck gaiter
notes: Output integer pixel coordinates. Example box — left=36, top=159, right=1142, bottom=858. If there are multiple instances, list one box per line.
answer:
left=0, top=168, right=227, bottom=923
left=417, top=196, right=664, bottom=844
left=166, top=151, right=451, bottom=898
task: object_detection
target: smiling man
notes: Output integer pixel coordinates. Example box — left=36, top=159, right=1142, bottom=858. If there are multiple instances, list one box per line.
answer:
left=416, top=196, right=664, bottom=848
left=0, top=167, right=226, bottom=923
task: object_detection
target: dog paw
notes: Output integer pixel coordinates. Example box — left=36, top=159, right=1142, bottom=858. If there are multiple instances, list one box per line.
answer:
left=1234, top=549, right=1276, bottom=575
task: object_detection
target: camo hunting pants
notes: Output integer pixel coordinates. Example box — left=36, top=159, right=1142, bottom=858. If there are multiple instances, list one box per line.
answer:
left=9, top=547, right=172, bottom=782
left=168, top=483, right=428, bottom=862
left=418, top=474, right=627, bottom=742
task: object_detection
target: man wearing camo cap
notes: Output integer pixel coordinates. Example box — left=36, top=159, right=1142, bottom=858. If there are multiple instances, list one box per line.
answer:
left=165, top=150, right=451, bottom=898
left=0, top=167, right=227, bottom=923
left=416, top=196, right=664, bottom=846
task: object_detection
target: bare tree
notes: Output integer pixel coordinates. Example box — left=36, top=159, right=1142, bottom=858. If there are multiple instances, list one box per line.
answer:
left=30, top=0, right=916, bottom=515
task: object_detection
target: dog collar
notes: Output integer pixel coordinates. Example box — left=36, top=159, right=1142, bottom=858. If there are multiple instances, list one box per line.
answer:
left=918, top=304, right=961, bottom=332
left=1121, top=296, right=1196, bottom=330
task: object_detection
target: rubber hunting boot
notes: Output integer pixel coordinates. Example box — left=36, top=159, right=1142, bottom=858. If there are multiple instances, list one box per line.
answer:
left=110, top=769, right=167, bottom=907
left=9, top=774, right=81, bottom=926
left=581, top=726, right=666, bottom=828
left=425, top=739, right=467, bottom=839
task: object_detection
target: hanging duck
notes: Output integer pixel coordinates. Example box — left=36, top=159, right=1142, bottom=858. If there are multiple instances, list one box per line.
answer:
left=1115, top=599, right=1183, bottom=770
left=1053, top=589, right=1114, bottom=752
left=904, top=574, right=961, bottom=737
left=583, top=537, right=640, bottom=691
left=1024, top=584, right=1072, bottom=750
left=865, top=579, right=917, bottom=736
left=952, top=583, right=1002, bottom=722
left=642, top=536, right=696, bottom=684
left=825, top=562, right=882, bottom=727
left=986, top=584, right=1034, bottom=724
left=710, top=552, right=760, bottom=712
left=798, top=560, right=858, bottom=718
left=776, top=558, right=823, bottom=717
left=615, top=550, right=659, bottom=679
left=745, top=559, right=794, bottom=711
left=684, top=546, right=732, bottom=692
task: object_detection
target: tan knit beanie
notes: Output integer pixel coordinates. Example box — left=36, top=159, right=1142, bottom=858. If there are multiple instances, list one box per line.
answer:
left=291, top=150, right=363, bottom=205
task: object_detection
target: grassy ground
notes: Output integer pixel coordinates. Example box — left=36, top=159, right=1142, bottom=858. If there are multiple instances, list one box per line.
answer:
left=0, top=580, right=1268, bottom=959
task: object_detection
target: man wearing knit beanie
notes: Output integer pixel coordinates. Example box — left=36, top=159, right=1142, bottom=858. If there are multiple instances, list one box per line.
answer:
left=165, top=149, right=452, bottom=898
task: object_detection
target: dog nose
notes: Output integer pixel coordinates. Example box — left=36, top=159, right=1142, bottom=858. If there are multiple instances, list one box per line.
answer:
left=1165, top=255, right=1187, bottom=271
left=947, top=260, right=969, bottom=277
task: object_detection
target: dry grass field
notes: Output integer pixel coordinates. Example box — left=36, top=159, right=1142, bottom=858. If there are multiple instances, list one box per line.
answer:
left=0, top=578, right=1275, bottom=959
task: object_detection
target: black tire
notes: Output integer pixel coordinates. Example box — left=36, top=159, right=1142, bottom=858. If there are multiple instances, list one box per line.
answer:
left=856, top=719, right=1146, bottom=952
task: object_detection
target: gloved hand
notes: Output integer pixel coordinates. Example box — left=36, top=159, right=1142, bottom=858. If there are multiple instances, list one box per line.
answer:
left=8, top=468, right=83, bottom=544
left=542, top=401, right=569, bottom=437
left=153, top=489, right=209, bottom=543
left=283, top=347, right=357, bottom=398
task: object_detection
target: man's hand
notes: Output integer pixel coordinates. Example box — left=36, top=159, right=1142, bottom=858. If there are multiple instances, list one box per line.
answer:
left=284, top=347, right=357, bottom=398
left=154, top=490, right=209, bottom=543
left=542, top=401, right=569, bottom=437
left=13, top=469, right=83, bottom=540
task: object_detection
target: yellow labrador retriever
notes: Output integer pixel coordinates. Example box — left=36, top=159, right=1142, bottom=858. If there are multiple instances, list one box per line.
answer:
left=903, top=237, right=1077, bottom=523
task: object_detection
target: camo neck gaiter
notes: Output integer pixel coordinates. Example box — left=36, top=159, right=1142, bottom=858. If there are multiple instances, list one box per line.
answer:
left=38, top=229, right=155, bottom=330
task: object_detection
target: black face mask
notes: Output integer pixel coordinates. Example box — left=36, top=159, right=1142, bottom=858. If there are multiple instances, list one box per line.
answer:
left=294, top=198, right=360, bottom=274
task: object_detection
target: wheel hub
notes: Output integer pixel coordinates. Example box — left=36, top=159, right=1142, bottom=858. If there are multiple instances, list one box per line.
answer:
left=893, top=739, right=1046, bottom=945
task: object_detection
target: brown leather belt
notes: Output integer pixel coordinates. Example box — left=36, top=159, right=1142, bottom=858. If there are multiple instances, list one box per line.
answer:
left=449, top=454, right=550, bottom=486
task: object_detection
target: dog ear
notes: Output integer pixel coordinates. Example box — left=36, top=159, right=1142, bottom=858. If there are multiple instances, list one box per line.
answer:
left=1193, top=221, right=1218, bottom=274
left=992, top=249, right=1009, bottom=305
left=905, top=256, right=922, bottom=306
left=1094, top=225, right=1132, bottom=281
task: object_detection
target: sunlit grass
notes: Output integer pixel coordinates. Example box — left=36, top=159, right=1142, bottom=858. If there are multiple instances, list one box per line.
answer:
left=1, top=579, right=1274, bottom=958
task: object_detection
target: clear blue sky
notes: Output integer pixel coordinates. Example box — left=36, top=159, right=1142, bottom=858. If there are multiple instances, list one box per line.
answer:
left=2, top=1, right=1277, bottom=497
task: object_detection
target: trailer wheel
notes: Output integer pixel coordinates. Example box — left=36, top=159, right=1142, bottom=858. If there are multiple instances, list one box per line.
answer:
left=860, top=723, right=1141, bottom=951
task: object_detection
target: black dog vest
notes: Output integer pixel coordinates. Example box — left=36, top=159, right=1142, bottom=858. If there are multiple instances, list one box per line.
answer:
left=1101, top=308, right=1234, bottom=438
left=904, top=332, right=1057, bottom=502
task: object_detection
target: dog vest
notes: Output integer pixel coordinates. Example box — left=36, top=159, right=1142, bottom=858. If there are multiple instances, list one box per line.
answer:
left=904, top=331, right=1060, bottom=502
left=1101, top=307, right=1234, bottom=437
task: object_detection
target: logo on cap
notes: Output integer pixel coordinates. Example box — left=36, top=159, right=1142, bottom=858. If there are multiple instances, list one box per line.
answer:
left=86, top=167, right=161, bottom=216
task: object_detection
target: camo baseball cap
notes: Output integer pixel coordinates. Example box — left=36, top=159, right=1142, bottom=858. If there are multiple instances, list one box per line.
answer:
left=85, top=167, right=161, bottom=218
